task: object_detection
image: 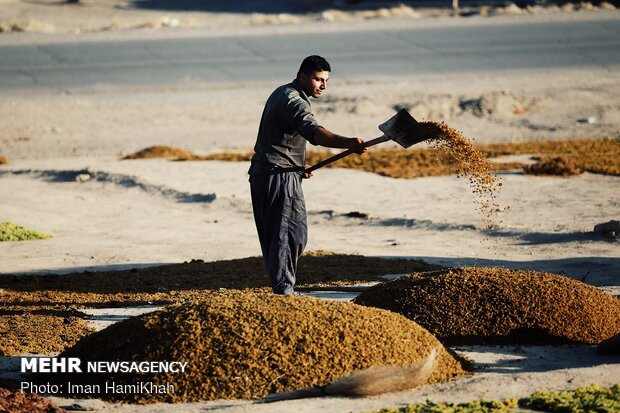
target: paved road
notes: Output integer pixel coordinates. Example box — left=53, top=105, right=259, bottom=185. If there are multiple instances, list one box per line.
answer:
left=1, top=16, right=619, bottom=91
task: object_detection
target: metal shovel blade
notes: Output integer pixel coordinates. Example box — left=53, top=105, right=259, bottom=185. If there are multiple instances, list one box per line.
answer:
left=378, top=109, right=435, bottom=148
left=305, top=109, right=434, bottom=174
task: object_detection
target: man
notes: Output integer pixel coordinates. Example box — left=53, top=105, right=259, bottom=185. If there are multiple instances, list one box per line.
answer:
left=249, top=55, right=367, bottom=295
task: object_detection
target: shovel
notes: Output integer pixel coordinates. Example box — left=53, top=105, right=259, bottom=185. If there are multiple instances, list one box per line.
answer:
left=305, top=109, right=433, bottom=174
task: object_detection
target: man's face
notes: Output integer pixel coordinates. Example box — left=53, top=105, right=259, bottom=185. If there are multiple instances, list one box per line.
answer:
left=299, top=70, right=329, bottom=98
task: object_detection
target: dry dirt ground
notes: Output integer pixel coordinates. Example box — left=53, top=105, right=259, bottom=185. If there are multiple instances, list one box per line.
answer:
left=0, top=2, right=619, bottom=413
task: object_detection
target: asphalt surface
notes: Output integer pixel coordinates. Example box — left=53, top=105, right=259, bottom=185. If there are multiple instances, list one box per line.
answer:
left=1, top=15, right=619, bottom=91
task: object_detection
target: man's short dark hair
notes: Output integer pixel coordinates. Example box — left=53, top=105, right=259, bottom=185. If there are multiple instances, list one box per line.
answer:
left=298, top=55, right=331, bottom=76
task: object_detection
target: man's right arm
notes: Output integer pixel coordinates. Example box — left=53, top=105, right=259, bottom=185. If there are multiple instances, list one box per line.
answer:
left=313, top=126, right=367, bottom=154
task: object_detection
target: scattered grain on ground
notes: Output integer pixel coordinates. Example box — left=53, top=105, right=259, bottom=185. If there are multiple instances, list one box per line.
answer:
left=523, top=156, right=582, bottom=176
left=1, top=252, right=438, bottom=296
left=122, top=139, right=620, bottom=177
left=0, top=252, right=439, bottom=355
left=306, top=148, right=521, bottom=178
left=122, top=145, right=201, bottom=160
left=482, top=138, right=620, bottom=176
left=0, top=387, right=66, bottom=413
left=374, top=398, right=517, bottom=412
left=354, top=267, right=620, bottom=345
left=372, top=384, right=620, bottom=413
left=51, top=290, right=466, bottom=403
left=519, top=384, right=620, bottom=413
left=0, top=308, right=93, bottom=356
left=0, top=221, right=52, bottom=242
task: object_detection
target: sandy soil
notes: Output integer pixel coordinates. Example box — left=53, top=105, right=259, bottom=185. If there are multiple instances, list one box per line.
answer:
left=0, top=2, right=619, bottom=413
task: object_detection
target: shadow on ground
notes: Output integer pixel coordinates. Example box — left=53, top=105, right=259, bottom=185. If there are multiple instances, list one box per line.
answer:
left=416, top=256, right=620, bottom=287
left=0, top=253, right=438, bottom=294
left=3, top=254, right=618, bottom=297
left=0, top=169, right=216, bottom=203
left=486, top=228, right=618, bottom=246
left=456, top=345, right=620, bottom=373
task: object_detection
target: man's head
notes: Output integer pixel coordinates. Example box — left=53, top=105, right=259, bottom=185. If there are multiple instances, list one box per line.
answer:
left=296, top=55, right=331, bottom=99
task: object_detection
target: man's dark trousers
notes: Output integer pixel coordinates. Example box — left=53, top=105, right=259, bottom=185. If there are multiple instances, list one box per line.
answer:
left=250, top=171, right=308, bottom=295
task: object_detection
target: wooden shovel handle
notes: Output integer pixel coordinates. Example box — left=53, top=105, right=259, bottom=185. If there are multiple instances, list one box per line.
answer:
left=305, top=135, right=388, bottom=174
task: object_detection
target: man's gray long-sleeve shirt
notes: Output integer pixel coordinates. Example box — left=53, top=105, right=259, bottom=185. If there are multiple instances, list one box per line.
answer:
left=248, top=79, right=320, bottom=175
